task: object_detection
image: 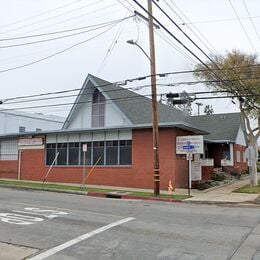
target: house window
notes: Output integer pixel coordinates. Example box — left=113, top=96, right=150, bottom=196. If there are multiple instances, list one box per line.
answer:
left=68, top=142, right=79, bottom=165
left=106, top=141, right=118, bottom=165
left=237, top=151, right=241, bottom=163
left=57, top=143, right=67, bottom=165
left=45, top=140, right=132, bottom=166
left=243, top=152, right=247, bottom=163
left=46, top=143, right=57, bottom=165
left=19, top=126, right=26, bottom=133
left=0, top=139, right=18, bottom=160
left=92, top=89, right=105, bottom=127
left=93, top=141, right=104, bottom=165
left=120, top=140, right=132, bottom=165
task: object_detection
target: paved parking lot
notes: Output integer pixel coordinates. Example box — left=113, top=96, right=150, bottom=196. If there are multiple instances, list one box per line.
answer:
left=0, top=187, right=260, bottom=259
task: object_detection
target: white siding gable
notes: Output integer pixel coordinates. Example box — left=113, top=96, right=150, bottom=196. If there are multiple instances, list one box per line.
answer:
left=65, top=83, right=131, bottom=130
left=235, top=126, right=247, bottom=146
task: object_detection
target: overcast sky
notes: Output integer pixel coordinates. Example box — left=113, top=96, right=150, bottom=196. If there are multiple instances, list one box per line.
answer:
left=0, top=0, right=259, bottom=117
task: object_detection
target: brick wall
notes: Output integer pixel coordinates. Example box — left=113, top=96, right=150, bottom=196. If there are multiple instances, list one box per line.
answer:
left=232, top=144, right=247, bottom=173
left=0, top=160, right=18, bottom=179
left=19, top=128, right=191, bottom=190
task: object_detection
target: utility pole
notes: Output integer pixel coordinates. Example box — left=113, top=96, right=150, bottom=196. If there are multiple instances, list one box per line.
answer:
left=147, top=0, right=160, bottom=196
left=195, top=102, right=203, bottom=115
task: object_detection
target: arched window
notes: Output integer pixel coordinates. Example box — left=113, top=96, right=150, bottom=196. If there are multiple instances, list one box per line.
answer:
left=92, top=89, right=105, bottom=127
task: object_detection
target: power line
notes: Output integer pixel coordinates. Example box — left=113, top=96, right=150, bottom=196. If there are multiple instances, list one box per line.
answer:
left=97, top=12, right=131, bottom=74
left=179, top=15, right=260, bottom=26
left=242, top=0, right=260, bottom=40
left=228, top=0, right=257, bottom=52
left=0, top=16, right=134, bottom=49
left=0, top=0, right=84, bottom=30
left=12, top=2, right=119, bottom=38
left=3, top=74, right=260, bottom=107
left=0, top=90, right=258, bottom=113
left=165, top=0, right=217, bottom=54
left=0, top=17, right=132, bottom=42
left=151, top=0, right=258, bottom=110
left=133, top=0, right=249, bottom=100
left=0, top=0, right=106, bottom=36
left=2, top=64, right=260, bottom=101
left=0, top=20, right=125, bottom=73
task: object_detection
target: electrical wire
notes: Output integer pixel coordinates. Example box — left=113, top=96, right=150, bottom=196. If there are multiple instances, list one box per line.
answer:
left=2, top=64, right=260, bottom=101
left=12, top=2, right=119, bottom=37
left=2, top=74, right=260, bottom=107
left=0, top=16, right=134, bottom=49
left=165, top=0, right=217, bottom=54
left=0, top=0, right=106, bottom=36
left=179, top=15, right=260, bottom=25
left=0, top=18, right=129, bottom=73
left=0, top=90, right=258, bottom=113
left=0, top=0, right=84, bottom=30
left=242, top=0, right=260, bottom=40
left=0, top=17, right=133, bottom=42
left=228, top=0, right=257, bottom=52
left=150, top=0, right=258, bottom=109
left=97, top=12, right=131, bottom=74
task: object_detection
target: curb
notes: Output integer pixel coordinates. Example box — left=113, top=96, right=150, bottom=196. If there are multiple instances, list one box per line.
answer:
left=86, top=191, right=183, bottom=202
left=1, top=184, right=258, bottom=206
left=0, top=184, right=184, bottom=203
left=0, top=184, right=87, bottom=196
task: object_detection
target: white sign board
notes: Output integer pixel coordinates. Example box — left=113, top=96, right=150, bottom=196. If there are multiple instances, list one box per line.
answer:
left=18, top=138, right=43, bottom=146
left=82, top=144, right=88, bottom=152
left=176, top=135, right=204, bottom=154
left=191, top=161, right=202, bottom=181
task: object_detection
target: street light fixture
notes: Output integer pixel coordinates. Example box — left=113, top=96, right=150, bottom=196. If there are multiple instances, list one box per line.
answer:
left=126, top=40, right=151, bottom=62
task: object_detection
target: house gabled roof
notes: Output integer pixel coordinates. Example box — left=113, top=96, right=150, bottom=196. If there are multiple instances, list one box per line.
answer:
left=190, top=113, right=244, bottom=142
left=62, top=74, right=207, bottom=134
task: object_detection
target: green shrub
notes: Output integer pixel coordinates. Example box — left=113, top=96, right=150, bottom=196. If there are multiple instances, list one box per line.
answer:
left=230, top=170, right=242, bottom=179
left=213, top=172, right=226, bottom=181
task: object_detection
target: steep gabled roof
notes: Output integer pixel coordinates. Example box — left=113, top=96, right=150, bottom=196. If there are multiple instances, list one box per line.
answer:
left=190, top=113, right=244, bottom=142
left=91, top=75, right=190, bottom=125
left=63, top=74, right=209, bottom=134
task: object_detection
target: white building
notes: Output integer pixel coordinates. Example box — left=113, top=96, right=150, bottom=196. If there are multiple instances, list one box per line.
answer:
left=0, top=110, right=64, bottom=134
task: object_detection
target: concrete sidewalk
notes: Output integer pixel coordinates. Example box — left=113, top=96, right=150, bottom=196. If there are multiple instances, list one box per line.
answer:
left=184, top=178, right=259, bottom=204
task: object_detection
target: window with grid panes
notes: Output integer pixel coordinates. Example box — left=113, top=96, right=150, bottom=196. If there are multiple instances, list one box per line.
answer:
left=106, top=140, right=119, bottom=165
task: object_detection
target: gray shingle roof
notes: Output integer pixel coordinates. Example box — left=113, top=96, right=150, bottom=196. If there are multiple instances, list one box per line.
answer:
left=91, top=74, right=190, bottom=125
left=189, top=113, right=243, bottom=142
left=63, top=74, right=243, bottom=141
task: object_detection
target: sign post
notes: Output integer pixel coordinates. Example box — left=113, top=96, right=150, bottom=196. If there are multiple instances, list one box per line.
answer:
left=186, top=152, right=193, bottom=196
left=82, top=144, right=88, bottom=191
left=176, top=135, right=204, bottom=196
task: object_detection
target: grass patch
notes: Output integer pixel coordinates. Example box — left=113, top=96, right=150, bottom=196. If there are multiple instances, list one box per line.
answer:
left=0, top=180, right=188, bottom=200
left=0, top=180, right=117, bottom=193
left=234, top=182, right=260, bottom=194
left=128, top=191, right=188, bottom=200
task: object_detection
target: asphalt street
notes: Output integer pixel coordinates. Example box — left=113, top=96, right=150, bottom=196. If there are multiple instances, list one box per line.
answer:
left=0, top=187, right=260, bottom=260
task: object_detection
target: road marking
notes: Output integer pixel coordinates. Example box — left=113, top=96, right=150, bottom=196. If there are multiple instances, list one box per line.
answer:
left=0, top=213, right=43, bottom=225
left=1, top=201, right=125, bottom=218
left=14, top=208, right=68, bottom=219
left=29, top=217, right=135, bottom=260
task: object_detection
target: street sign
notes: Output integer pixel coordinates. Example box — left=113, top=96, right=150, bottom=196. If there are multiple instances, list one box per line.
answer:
left=183, top=145, right=195, bottom=150
left=176, top=135, right=204, bottom=154
left=82, top=144, right=88, bottom=152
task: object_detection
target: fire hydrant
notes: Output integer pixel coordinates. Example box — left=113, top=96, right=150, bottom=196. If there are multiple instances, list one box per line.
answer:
left=168, top=180, right=174, bottom=195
